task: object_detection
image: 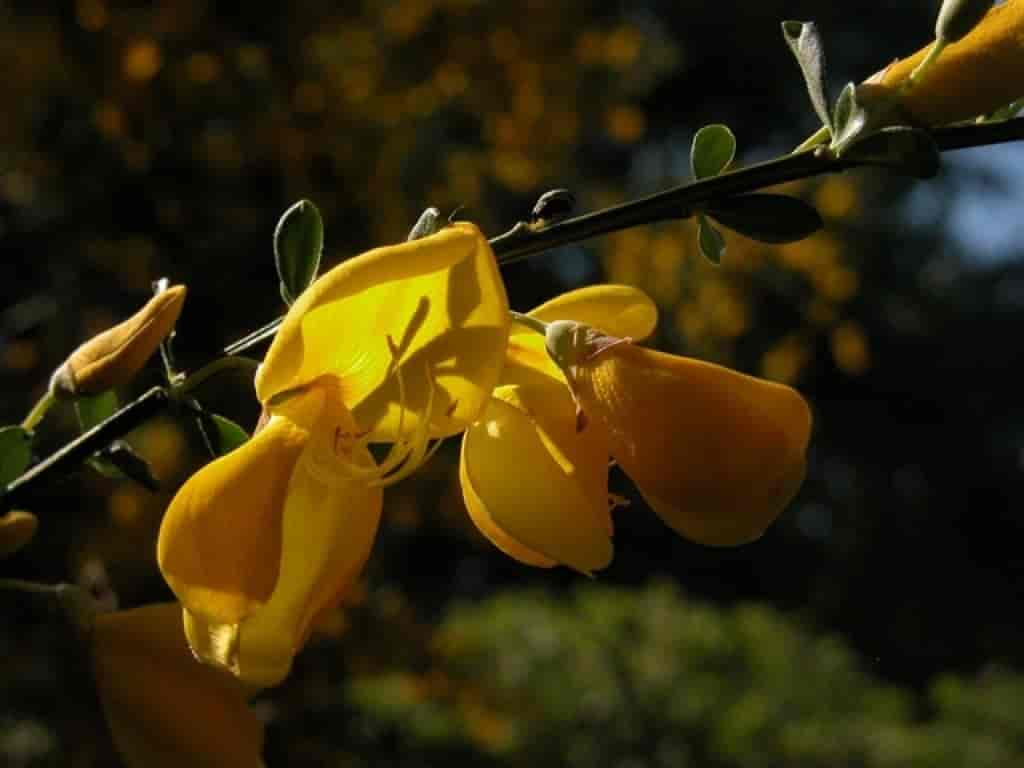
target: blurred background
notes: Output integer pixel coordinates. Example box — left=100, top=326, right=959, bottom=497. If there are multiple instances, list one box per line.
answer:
left=3, top=0, right=1024, bottom=766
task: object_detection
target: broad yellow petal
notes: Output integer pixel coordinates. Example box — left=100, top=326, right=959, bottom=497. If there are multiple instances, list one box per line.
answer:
left=183, top=381, right=384, bottom=686
left=157, top=416, right=307, bottom=625
left=257, top=223, right=510, bottom=440
left=460, top=383, right=612, bottom=574
left=575, top=344, right=811, bottom=547
left=869, top=1, right=1024, bottom=125
left=524, top=284, right=658, bottom=340
left=91, top=603, right=265, bottom=768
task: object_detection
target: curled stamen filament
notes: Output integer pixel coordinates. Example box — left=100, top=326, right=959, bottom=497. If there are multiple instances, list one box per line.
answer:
left=334, top=357, right=441, bottom=487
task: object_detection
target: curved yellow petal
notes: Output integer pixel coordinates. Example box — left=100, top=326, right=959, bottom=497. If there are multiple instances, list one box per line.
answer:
left=180, top=381, right=384, bottom=687
left=0, top=509, right=37, bottom=558
left=91, top=603, right=265, bottom=768
left=184, top=446, right=382, bottom=687
left=460, top=383, right=612, bottom=574
left=257, top=222, right=510, bottom=440
left=524, top=284, right=658, bottom=341
left=157, top=416, right=307, bottom=625
left=869, top=1, right=1024, bottom=126
left=575, top=344, right=812, bottom=547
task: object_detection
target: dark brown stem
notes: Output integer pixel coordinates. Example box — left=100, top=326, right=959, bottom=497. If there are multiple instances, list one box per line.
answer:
left=6, top=117, right=1024, bottom=508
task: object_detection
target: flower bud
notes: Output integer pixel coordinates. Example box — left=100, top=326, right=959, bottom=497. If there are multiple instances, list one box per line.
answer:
left=0, top=509, right=37, bottom=557
left=50, top=286, right=186, bottom=399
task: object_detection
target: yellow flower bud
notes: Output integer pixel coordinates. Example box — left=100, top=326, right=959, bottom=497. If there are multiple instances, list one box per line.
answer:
left=0, top=509, right=37, bottom=557
left=50, top=286, right=186, bottom=399
left=868, top=0, right=1024, bottom=125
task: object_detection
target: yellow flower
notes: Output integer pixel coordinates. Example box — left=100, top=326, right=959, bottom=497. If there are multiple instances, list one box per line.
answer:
left=460, top=285, right=812, bottom=571
left=867, top=0, right=1024, bottom=126
left=90, top=602, right=265, bottom=767
left=159, top=223, right=509, bottom=685
left=159, top=379, right=382, bottom=687
left=255, top=221, right=510, bottom=442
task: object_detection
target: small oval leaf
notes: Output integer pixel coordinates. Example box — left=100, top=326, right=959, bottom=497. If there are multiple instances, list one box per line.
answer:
left=691, top=124, right=736, bottom=181
left=274, top=199, right=324, bottom=305
left=782, top=20, right=832, bottom=132
left=75, top=391, right=119, bottom=432
left=697, top=214, right=726, bottom=264
left=210, top=414, right=250, bottom=455
left=0, top=426, right=33, bottom=488
left=705, top=194, right=823, bottom=244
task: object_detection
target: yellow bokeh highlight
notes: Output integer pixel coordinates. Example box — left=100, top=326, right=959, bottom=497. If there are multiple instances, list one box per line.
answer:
left=761, top=334, right=810, bottom=385
left=76, top=0, right=108, bottom=31
left=831, top=322, right=871, bottom=375
left=185, top=52, right=221, bottom=85
left=815, top=176, right=859, bottom=220
left=122, top=40, right=162, bottom=82
left=606, top=105, right=646, bottom=143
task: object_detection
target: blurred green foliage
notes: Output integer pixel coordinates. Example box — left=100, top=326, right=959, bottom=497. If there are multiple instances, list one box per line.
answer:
left=347, top=582, right=1024, bottom=768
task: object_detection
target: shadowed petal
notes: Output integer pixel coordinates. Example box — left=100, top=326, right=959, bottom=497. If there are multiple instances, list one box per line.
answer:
left=460, top=383, right=612, bottom=574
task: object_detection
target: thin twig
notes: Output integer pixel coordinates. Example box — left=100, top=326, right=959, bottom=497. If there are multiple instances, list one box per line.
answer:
left=6, top=117, right=1024, bottom=506
left=2, top=387, right=170, bottom=510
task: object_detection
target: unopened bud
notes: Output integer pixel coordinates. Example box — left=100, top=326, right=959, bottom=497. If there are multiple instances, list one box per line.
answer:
left=935, top=0, right=992, bottom=43
left=0, top=510, right=38, bottom=558
left=50, top=286, right=186, bottom=399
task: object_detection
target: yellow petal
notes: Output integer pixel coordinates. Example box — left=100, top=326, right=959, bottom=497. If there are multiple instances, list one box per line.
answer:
left=576, top=344, right=811, bottom=547
left=460, top=383, right=613, bottom=574
left=868, top=1, right=1024, bottom=125
left=157, top=414, right=307, bottom=625
left=256, top=222, right=510, bottom=440
left=91, top=603, right=265, bottom=768
left=524, top=284, right=658, bottom=340
left=176, top=380, right=384, bottom=686
left=185, top=439, right=383, bottom=686
left=503, top=285, right=659, bottom=390
left=0, top=509, right=37, bottom=558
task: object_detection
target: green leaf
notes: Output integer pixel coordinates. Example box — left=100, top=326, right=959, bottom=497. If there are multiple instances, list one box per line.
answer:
left=691, top=124, right=736, bottom=181
left=274, top=199, right=324, bottom=305
left=697, top=214, right=726, bottom=264
left=705, top=194, right=823, bottom=244
left=830, top=83, right=869, bottom=154
left=75, top=391, right=119, bottom=432
left=208, top=413, right=250, bottom=455
left=844, top=127, right=940, bottom=179
left=782, top=21, right=832, bottom=132
left=0, top=426, right=32, bottom=488
left=407, top=207, right=443, bottom=241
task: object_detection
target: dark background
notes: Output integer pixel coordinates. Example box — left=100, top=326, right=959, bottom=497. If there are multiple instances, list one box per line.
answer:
left=2, top=1, right=1024, bottom=765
